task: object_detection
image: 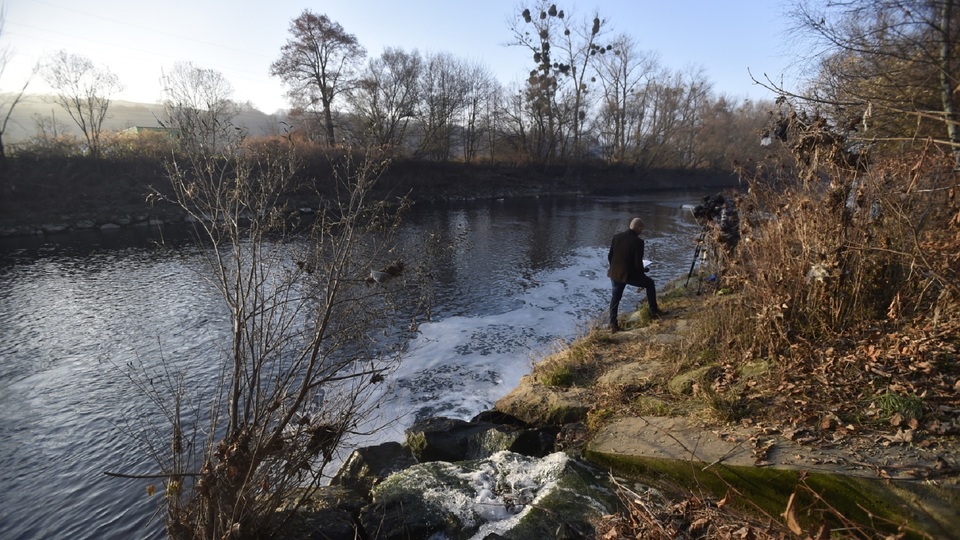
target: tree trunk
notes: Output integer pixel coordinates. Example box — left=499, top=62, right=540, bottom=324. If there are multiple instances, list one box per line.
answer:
left=939, top=0, right=960, bottom=170
left=323, top=99, right=336, bottom=147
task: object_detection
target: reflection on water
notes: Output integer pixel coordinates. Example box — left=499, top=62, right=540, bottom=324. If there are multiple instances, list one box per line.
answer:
left=0, top=193, right=707, bottom=539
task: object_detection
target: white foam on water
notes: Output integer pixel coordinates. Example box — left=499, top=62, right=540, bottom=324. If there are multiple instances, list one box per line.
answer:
left=363, top=244, right=655, bottom=445
left=414, top=451, right=571, bottom=538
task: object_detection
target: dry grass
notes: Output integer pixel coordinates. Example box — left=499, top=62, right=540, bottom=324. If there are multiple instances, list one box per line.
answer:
left=531, top=329, right=617, bottom=387
left=588, top=139, right=959, bottom=538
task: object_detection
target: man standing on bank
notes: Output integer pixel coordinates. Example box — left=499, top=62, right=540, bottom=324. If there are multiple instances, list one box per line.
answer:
left=608, top=217, right=666, bottom=332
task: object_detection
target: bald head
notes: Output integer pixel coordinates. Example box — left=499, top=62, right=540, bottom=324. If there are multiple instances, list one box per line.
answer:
left=629, top=217, right=644, bottom=233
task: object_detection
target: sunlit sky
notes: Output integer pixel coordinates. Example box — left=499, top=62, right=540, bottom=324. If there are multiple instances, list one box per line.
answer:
left=2, top=0, right=800, bottom=114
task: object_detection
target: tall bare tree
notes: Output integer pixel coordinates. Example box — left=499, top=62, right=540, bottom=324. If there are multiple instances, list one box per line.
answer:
left=160, top=61, right=239, bottom=155
left=346, top=47, right=422, bottom=151
left=553, top=7, right=612, bottom=159
left=41, top=50, right=122, bottom=158
left=271, top=10, right=366, bottom=147
left=415, top=52, right=471, bottom=161
left=594, top=34, right=658, bottom=163
left=459, top=62, right=497, bottom=162
left=510, top=2, right=611, bottom=163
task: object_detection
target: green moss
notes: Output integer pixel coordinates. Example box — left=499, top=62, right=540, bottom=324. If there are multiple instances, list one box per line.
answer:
left=633, top=396, right=673, bottom=416
left=584, top=450, right=959, bottom=539
left=874, top=391, right=923, bottom=420
left=667, top=365, right=717, bottom=395
left=540, top=364, right=575, bottom=387
left=738, top=358, right=772, bottom=379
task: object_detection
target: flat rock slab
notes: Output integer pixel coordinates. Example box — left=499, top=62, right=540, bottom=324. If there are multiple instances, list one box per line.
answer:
left=596, top=361, right=664, bottom=386
left=588, top=416, right=928, bottom=479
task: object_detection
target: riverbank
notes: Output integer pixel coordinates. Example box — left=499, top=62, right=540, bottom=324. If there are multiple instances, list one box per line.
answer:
left=0, top=155, right=739, bottom=236
left=299, top=275, right=959, bottom=539
left=493, top=278, right=960, bottom=538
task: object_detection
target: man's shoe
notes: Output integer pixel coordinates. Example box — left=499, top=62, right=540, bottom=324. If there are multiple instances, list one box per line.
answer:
left=650, top=310, right=668, bottom=319
left=609, top=323, right=621, bottom=333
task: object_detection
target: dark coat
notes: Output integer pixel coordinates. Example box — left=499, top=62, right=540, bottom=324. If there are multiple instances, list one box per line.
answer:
left=607, top=229, right=645, bottom=284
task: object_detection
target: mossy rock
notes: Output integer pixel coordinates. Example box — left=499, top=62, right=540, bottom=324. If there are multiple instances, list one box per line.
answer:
left=584, top=450, right=960, bottom=539
left=738, top=358, right=772, bottom=379
left=367, top=452, right=623, bottom=539
left=494, top=376, right=590, bottom=425
left=667, top=365, right=718, bottom=395
left=633, top=396, right=672, bottom=416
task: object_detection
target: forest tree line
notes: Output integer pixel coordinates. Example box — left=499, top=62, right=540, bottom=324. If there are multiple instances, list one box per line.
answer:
left=0, top=2, right=772, bottom=171
left=3, top=0, right=959, bottom=174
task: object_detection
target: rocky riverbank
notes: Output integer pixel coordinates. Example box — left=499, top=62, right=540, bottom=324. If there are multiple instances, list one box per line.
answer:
left=292, top=279, right=960, bottom=539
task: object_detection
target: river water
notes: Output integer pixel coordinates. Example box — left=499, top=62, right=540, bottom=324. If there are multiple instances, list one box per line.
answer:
left=0, top=192, right=707, bottom=539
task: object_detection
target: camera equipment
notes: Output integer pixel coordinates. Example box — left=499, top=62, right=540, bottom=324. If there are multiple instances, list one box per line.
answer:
left=686, top=193, right=739, bottom=294
left=685, top=210, right=708, bottom=294
left=693, top=194, right=726, bottom=223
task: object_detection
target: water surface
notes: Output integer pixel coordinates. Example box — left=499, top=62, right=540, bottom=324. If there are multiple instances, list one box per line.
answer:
left=0, top=193, right=707, bottom=539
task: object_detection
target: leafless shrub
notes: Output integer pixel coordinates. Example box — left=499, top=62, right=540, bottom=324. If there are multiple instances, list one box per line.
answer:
left=119, top=132, right=429, bottom=538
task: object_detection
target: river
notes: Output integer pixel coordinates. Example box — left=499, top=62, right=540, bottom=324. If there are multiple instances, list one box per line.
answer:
left=0, top=192, right=708, bottom=539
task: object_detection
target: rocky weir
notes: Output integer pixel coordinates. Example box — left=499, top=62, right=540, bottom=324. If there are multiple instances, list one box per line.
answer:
left=279, top=414, right=625, bottom=539
left=286, top=289, right=960, bottom=540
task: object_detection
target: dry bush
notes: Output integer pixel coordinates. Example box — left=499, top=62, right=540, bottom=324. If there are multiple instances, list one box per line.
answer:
left=676, top=100, right=960, bottom=438
left=128, top=136, right=430, bottom=539
left=102, top=129, right=177, bottom=160
left=715, top=141, right=958, bottom=364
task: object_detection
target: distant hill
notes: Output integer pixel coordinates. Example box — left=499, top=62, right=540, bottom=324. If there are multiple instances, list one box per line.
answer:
left=1, top=94, right=286, bottom=145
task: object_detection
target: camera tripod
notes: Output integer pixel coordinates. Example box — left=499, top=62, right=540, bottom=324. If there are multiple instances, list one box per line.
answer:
left=685, top=229, right=708, bottom=294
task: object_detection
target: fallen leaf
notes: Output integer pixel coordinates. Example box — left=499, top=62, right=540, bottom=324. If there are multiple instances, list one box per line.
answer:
left=782, top=493, right=803, bottom=535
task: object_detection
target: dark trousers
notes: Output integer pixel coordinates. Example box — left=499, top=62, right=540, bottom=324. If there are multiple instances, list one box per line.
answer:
left=609, top=275, right=658, bottom=326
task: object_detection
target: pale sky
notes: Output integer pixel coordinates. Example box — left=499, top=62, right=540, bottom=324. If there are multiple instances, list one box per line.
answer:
left=1, top=0, right=799, bottom=114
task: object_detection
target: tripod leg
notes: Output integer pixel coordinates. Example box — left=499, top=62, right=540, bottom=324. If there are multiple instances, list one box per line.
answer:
left=696, top=245, right=707, bottom=294
left=685, top=246, right=699, bottom=286
left=685, top=234, right=704, bottom=287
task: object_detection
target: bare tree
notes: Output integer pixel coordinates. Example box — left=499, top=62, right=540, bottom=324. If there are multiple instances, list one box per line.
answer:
left=511, top=2, right=564, bottom=163
left=459, top=61, right=497, bottom=163
left=271, top=10, right=366, bottom=147
left=160, top=61, right=239, bottom=155
left=0, top=5, right=31, bottom=161
left=415, top=51, right=471, bottom=161
left=594, top=34, right=658, bottom=163
left=510, top=2, right=611, bottom=163
left=131, top=140, right=427, bottom=538
left=346, top=47, right=422, bottom=151
left=553, top=7, right=612, bottom=159
left=40, top=50, right=122, bottom=158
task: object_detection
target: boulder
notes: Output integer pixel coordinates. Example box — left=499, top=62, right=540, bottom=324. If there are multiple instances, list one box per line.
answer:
left=494, top=375, right=590, bottom=425
left=362, top=451, right=623, bottom=540
left=273, top=485, right=366, bottom=539
left=405, top=416, right=559, bottom=463
left=666, top=364, right=718, bottom=395
left=330, top=441, right=417, bottom=496
left=405, top=417, right=493, bottom=462
left=360, top=492, right=455, bottom=540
